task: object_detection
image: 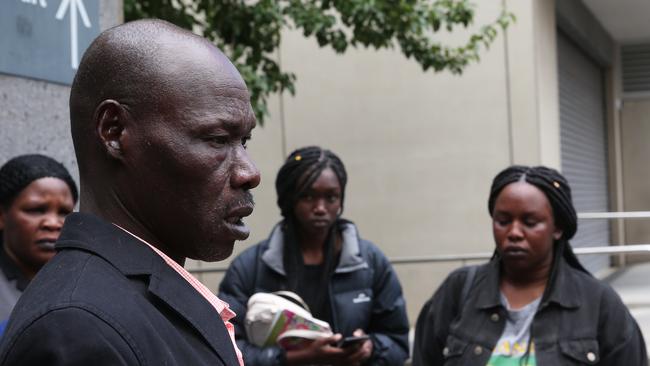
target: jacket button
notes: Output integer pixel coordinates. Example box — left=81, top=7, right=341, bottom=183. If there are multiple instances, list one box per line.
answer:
left=490, top=313, right=500, bottom=322
left=587, top=352, right=596, bottom=362
left=474, top=346, right=483, bottom=355
left=442, top=347, right=450, bottom=356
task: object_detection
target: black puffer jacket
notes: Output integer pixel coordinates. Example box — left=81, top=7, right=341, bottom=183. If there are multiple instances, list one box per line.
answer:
left=218, top=223, right=409, bottom=366
left=412, top=257, right=647, bottom=366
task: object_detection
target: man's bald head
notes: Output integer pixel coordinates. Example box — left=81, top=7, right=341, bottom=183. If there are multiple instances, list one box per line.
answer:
left=68, top=19, right=260, bottom=263
left=70, top=19, right=247, bottom=171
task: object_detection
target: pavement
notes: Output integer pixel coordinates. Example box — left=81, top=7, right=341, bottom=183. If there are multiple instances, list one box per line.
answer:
left=607, top=262, right=650, bottom=353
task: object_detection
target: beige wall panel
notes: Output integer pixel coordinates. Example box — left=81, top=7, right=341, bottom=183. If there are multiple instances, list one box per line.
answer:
left=621, top=99, right=650, bottom=263
left=534, top=0, right=561, bottom=169
left=505, top=0, right=539, bottom=164
left=505, top=0, right=560, bottom=168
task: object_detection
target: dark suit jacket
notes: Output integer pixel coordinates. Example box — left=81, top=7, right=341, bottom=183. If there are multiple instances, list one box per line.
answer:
left=0, top=213, right=240, bottom=365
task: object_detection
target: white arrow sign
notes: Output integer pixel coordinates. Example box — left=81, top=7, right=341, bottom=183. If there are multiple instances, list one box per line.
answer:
left=55, top=0, right=92, bottom=69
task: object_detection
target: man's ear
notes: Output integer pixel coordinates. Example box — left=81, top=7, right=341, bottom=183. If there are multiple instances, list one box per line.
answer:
left=553, top=228, right=563, bottom=241
left=95, top=100, right=128, bottom=160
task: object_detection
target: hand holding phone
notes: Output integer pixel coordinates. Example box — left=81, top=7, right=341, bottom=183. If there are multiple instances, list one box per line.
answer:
left=337, top=335, right=370, bottom=348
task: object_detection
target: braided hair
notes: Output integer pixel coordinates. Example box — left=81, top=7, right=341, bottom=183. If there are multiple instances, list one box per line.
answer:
left=488, top=165, right=589, bottom=365
left=0, top=154, right=78, bottom=246
left=275, top=146, right=347, bottom=313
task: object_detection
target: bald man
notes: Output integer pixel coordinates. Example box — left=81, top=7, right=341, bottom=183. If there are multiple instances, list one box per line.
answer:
left=0, top=20, right=260, bottom=365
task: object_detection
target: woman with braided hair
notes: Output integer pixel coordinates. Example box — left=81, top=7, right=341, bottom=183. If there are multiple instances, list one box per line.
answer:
left=0, top=154, right=78, bottom=326
left=219, top=146, right=409, bottom=365
left=413, top=165, right=646, bottom=366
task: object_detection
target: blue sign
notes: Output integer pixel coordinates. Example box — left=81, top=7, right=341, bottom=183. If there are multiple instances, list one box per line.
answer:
left=0, top=0, right=100, bottom=85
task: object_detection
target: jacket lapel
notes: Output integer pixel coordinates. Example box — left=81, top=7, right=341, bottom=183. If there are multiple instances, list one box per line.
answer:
left=147, top=265, right=239, bottom=365
left=57, top=213, right=240, bottom=365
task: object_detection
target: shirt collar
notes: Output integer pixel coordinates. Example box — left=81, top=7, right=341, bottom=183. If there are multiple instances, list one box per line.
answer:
left=113, top=224, right=244, bottom=366
left=112, top=224, right=233, bottom=318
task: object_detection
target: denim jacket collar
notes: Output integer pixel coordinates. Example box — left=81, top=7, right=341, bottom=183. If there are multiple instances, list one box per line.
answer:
left=474, top=255, right=582, bottom=310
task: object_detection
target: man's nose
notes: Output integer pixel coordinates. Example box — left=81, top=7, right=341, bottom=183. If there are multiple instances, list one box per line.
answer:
left=230, top=147, right=261, bottom=190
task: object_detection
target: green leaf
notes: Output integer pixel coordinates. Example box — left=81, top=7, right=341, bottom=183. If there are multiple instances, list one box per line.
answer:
left=125, top=0, right=514, bottom=125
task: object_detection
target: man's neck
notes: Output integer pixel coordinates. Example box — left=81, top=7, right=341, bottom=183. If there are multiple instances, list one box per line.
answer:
left=79, top=192, right=186, bottom=266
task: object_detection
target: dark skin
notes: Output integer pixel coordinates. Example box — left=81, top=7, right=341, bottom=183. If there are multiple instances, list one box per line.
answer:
left=0, top=178, right=75, bottom=279
left=285, top=167, right=372, bottom=366
left=492, top=182, right=562, bottom=309
left=72, top=23, right=260, bottom=265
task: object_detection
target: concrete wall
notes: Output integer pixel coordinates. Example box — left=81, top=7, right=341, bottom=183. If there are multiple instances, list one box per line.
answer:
left=0, top=0, right=123, bottom=183
left=507, top=0, right=560, bottom=168
left=621, top=99, right=650, bottom=262
left=197, top=0, right=561, bottom=323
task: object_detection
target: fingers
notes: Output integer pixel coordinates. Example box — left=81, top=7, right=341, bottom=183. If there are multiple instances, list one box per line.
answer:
left=342, top=339, right=372, bottom=363
left=343, top=346, right=367, bottom=363
left=314, top=333, right=342, bottom=347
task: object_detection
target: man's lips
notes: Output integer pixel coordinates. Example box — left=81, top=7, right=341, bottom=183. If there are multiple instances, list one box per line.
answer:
left=223, top=205, right=254, bottom=240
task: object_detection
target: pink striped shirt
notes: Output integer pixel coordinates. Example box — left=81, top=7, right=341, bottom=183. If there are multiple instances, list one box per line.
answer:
left=116, top=225, right=244, bottom=366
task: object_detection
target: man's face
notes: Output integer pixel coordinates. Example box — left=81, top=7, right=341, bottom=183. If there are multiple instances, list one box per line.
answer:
left=121, top=44, right=260, bottom=262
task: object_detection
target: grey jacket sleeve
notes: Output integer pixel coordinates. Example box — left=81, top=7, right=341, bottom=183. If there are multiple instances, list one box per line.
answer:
left=0, top=307, right=139, bottom=366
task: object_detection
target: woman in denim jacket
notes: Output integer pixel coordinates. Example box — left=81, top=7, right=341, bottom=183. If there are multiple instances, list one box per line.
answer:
left=413, top=165, right=647, bottom=366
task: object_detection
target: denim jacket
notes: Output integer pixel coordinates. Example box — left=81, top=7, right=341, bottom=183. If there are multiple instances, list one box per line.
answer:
left=412, top=257, right=647, bottom=365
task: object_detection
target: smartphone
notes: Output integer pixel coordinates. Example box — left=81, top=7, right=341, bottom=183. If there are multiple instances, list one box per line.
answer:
left=337, top=335, right=370, bottom=348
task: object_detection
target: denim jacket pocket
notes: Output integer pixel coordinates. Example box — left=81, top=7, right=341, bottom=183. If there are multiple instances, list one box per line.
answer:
left=442, top=334, right=469, bottom=361
left=559, top=339, right=600, bottom=364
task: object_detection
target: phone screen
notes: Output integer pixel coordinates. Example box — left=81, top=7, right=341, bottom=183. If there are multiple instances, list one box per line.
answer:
left=338, top=335, right=370, bottom=348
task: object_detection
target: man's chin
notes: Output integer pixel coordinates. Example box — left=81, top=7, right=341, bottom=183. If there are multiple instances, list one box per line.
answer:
left=191, top=241, right=235, bottom=262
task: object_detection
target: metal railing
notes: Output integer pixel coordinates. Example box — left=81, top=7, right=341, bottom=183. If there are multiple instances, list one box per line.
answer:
left=188, top=211, right=650, bottom=275
left=188, top=244, right=650, bottom=275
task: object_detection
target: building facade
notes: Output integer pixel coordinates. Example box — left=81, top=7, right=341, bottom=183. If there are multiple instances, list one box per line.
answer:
left=196, top=0, right=650, bottom=321
left=2, top=0, right=650, bottom=324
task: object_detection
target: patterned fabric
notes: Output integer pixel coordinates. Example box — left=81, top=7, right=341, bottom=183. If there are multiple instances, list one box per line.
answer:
left=116, top=225, right=244, bottom=366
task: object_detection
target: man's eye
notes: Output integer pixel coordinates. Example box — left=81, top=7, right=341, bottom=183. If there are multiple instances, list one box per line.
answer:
left=241, top=136, right=251, bottom=149
left=209, top=136, right=229, bottom=145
